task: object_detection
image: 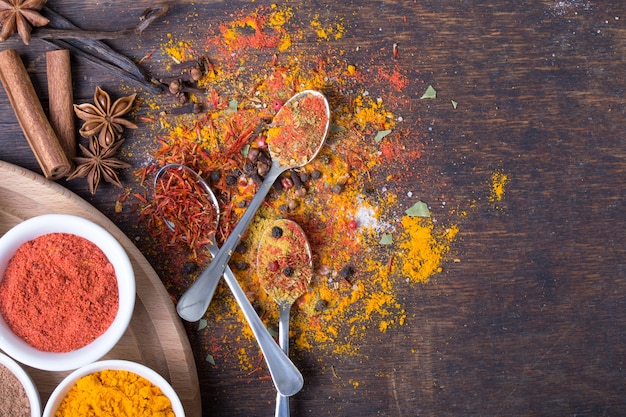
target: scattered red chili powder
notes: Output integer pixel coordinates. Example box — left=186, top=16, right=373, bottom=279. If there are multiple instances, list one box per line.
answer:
left=0, top=233, right=118, bottom=352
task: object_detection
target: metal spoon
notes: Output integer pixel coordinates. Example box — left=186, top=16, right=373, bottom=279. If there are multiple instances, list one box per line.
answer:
left=177, top=90, right=329, bottom=321
left=257, top=219, right=313, bottom=417
left=153, top=164, right=304, bottom=397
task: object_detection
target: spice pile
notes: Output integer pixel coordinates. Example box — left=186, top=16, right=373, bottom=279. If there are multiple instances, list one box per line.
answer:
left=126, top=4, right=460, bottom=364
left=56, top=369, right=174, bottom=416
left=0, top=362, right=30, bottom=417
left=0, top=233, right=119, bottom=352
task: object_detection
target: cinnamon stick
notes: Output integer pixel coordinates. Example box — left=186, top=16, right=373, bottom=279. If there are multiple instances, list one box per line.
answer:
left=0, top=49, right=71, bottom=180
left=46, top=49, right=76, bottom=162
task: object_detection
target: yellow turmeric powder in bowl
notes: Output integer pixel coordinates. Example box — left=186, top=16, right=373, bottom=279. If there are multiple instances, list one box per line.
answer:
left=43, top=360, right=184, bottom=417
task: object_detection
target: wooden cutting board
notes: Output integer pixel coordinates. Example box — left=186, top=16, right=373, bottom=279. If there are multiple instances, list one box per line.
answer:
left=0, top=160, right=202, bottom=417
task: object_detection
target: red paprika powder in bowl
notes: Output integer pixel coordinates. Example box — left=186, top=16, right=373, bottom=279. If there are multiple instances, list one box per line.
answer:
left=0, top=214, right=135, bottom=372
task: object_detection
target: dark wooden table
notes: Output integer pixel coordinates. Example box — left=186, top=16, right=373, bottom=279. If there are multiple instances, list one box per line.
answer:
left=2, top=0, right=625, bottom=415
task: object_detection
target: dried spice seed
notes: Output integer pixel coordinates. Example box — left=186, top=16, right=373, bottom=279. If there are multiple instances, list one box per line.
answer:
left=310, top=169, right=322, bottom=179
left=271, top=226, right=284, bottom=239
left=281, top=177, right=294, bottom=189
left=287, top=199, right=299, bottom=211
left=268, top=260, right=279, bottom=272
left=209, top=170, right=221, bottom=183
left=183, top=262, right=197, bottom=274
left=315, top=299, right=328, bottom=312
left=225, top=175, right=238, bottom=185
left=235, top=242, right=248, bottom=254
left=257, top=162, right=270, bottom=177
left=331, top=183, right=344, bottom=194
left=339, top=265, right=355, bottom=279
left=247, top=147, right=260, bottom=162
left=234, top=261, right=249, bottom=271
left=299, top=172, right=310, bottom=183
left=283, top=267, right=295, bottom=276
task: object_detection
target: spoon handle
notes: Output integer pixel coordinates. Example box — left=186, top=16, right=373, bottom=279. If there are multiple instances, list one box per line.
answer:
left=183, top=163, right=286, bottom=306
left=223, top=262, right=303, bottom=397
left=275, top=304, right=292, bottom=417
left=176, top=262, right=220, bottom=322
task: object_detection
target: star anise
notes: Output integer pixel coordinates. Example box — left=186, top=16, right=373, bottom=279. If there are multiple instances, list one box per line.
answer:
left=74, top=86, right=138, bottom=148
left=67, top=136, right=131, bottom=195
left=0, top=0, right=49, bottom=45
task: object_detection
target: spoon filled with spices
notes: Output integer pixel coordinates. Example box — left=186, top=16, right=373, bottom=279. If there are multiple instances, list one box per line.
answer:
left=177, top=90, right=329, bottom=320
left=153, top=164, right=304, bottom=397
left=257, top=219, right=313, bottom=417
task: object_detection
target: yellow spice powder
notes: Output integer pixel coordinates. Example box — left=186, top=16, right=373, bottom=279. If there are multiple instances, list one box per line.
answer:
left=142, top=5, right=462, bottom=367
left=56, top=369, right=174, bottom=417
left=490, top=170, right=509, bottom=202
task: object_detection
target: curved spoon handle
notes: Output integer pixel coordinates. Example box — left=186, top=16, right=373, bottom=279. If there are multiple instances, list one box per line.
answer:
left=223, top=259, right=303, bottom=396
left=176, top=262, right=220, bottom=322
left=182, top=162, right=286, bottom=309
left=275, top=304, right=292, bottom=417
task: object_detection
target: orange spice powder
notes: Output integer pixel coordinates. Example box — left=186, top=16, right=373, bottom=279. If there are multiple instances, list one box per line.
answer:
left=129, top=4, right=461, bottom=367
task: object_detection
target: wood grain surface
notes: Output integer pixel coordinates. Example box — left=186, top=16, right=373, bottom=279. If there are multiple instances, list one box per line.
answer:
left=1, top=0, right=625, bottom=416
left=0, top=161, right=201, bottom=417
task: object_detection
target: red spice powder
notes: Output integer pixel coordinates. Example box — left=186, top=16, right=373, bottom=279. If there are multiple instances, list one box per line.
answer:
left=0, top=233, right=119, bottom=352
left=266, top=92, right=328, bottom=167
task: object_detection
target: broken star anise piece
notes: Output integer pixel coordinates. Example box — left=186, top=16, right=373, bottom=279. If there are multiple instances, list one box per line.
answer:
left=74, top=86, right=138, bottom=148
left=0, top=0, right=50, bottom=45
left=67, top=136, right=131, bottom=195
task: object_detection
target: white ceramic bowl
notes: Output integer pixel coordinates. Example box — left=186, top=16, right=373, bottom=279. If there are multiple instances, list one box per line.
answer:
left=43, top=359, right=185, bottom=417
left=0, top=214, right=135, bottom=371
left=0, top=352, right=41, bottom=417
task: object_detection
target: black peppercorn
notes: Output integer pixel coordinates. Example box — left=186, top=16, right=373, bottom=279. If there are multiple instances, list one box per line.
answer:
left=184, top=262, right=197, bottom=274
left=225, top=175, right=237, bottom=186
left=271, top=226, right=283, bottom=238
left=243, top=161, right=256, bottom=176
left=235, top=242, right=248, bottom=254
left=234, top=261, right=249, bottom=271
left=339, top=265, right=355, bottom=279
left=210, top=170, right=221, bottom=183
left=315, top=299, right=328, bottom=311
left=310, top=169, right=322, bottom=180
left=283, top=267, right=295, bottom=276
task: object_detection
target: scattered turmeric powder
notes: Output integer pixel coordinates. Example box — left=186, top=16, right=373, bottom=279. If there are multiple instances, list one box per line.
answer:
left=55, top=369, right=174, bottom=417
left=490, top=170, right=509, bottom=202
left=129, top=4, right=464, bottom=369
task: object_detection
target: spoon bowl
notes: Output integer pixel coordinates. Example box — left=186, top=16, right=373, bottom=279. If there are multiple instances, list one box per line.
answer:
left=257, top=219, right=313, bottom=417
left=153, top=163, right=304, bottom=396
left=179, top=90, right=329, bottom=320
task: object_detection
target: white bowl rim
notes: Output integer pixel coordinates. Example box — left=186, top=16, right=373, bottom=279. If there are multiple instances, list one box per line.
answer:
left=0, top=214, right=136, bottom=371
left=0, top=351, right=41, bottom=417
left=43, top=359, right=185, bottom=417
